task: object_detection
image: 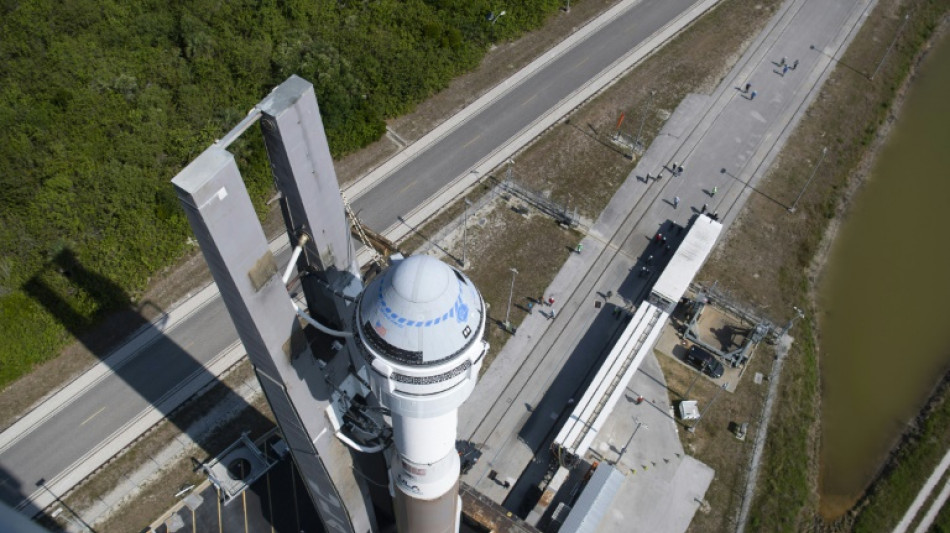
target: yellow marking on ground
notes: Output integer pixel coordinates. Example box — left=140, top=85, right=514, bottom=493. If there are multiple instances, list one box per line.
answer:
left=463, top=134, right=482, bottom=148
left=217, top=487, right=223, bottom=533
left=80, top=407, right=106, bottom=426
left=398, top=180, right=416, bottom=195
left=192, top=507, right=196, bottom=533
left=243, top=489, right=249, bottom=533
left=569, top=56, right=590, bottom=71
left=521, top=94, right=538, bottom=106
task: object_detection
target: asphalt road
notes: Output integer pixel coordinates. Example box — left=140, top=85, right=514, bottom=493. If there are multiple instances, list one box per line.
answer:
left=0, top=294, right=237, bottom=508
left=353, top=0, right=696, bottom=232
left=0, top=0, right=700, bottom=513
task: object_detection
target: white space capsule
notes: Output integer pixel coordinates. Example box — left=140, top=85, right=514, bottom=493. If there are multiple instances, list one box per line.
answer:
left=354, top=255, right=487, bottom=533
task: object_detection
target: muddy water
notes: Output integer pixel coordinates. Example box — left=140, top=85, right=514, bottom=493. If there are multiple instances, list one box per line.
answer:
left=818, top=34, right=950, bottom=517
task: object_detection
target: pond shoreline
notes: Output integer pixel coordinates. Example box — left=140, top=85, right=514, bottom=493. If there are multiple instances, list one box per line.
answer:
left=809, top=14, right=950, bottom=524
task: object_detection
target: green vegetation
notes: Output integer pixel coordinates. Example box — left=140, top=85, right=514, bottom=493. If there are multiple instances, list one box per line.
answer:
left=0, top=0, right=570, bottom=387
left=747, top=302, right=819, bottom=531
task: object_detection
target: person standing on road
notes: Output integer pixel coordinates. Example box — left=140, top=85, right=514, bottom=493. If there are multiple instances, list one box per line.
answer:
left=744, top=82, right=751, bottom=93
left=711, top=186, right=718, bottom=197
left=750, top=90, right=758, bottom=100
left=673, top=196, right=680, bottom=208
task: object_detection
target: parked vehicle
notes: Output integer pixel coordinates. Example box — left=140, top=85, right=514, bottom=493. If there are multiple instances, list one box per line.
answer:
left=685, top=345, right=724, bottom=378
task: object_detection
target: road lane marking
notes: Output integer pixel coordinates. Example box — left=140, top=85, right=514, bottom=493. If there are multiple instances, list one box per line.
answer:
left=80, top=407, right=106, bottom=426
left=568, top=56, right=591, bottom=72
left=522, top=94, right=538, bottom=106
left=462, top=134, right=482, bottom=148
left=398, top=181, right=416, bottom=195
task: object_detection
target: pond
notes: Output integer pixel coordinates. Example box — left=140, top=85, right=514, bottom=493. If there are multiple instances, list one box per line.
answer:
left=818, top=32, right=950, bottom=517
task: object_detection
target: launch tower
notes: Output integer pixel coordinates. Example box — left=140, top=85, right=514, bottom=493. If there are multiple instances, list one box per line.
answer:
left=172, top=75, right=486, bottom=533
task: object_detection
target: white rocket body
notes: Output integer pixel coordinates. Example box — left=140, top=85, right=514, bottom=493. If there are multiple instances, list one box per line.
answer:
left=354, top=255, right=487, bottom=533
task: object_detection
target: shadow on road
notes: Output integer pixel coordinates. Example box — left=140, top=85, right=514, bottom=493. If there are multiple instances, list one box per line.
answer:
left=0, top=466, right=59, bottom=531
left=19, top=248, right=275, bottom=529
left=517, top=304, right=629, bottom=453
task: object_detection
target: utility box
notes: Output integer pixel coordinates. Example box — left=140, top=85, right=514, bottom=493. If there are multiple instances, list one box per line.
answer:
left=678, top=400, right=700, bottom=420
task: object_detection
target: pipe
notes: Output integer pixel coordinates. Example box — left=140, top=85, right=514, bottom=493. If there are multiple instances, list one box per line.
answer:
left=216, top=108, right=263, bottom=149
left=293, top=302, right=352, bottom=338
left=335, top=431, right=386, bottom=454
left=282, top=234, right=310, bottom=284
left=283, top=245, right=304, bottom=284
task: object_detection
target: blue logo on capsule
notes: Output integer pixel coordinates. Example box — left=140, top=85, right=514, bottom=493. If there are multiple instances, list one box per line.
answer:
left=455, top=298, right=468, bottom=323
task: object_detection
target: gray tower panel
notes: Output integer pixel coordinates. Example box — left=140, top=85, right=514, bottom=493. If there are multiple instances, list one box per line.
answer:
left=172, top=146, right=375, bottom=533
left=259, top=75, right=360, bottom=329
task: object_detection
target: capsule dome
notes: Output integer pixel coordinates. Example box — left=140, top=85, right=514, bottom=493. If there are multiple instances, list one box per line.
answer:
left=356, top=255, right=485, bottom=366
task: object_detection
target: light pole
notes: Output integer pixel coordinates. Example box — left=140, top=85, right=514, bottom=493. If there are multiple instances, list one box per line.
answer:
left=489, top=10, right=507, bottom=25
left=775, top=306, right=805, bottom=340
left=615, top=417, right=648, bottom=465
left=37, top=478, right=95, bottom=532
left=461, top=198, right=473, bottom=267
left=683, top=360, right=707, bottom=398
left=689, top=382, right=728, bottom=433
left=871, top=14, right=910, bottom=80
left=635, top=89, right=657, bottom=150
left=505, top=267, right=518, bottom=331
left=789, top=147, right=827, bottom=213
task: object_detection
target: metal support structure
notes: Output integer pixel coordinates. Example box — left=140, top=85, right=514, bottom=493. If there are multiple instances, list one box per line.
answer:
left=775, top=306, right=805, bottom=340
left=172, top=76, right=379, bottom=533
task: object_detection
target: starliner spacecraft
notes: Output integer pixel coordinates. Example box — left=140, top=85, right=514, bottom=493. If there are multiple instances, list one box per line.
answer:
left=172, top=75, right=486, bottom=533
